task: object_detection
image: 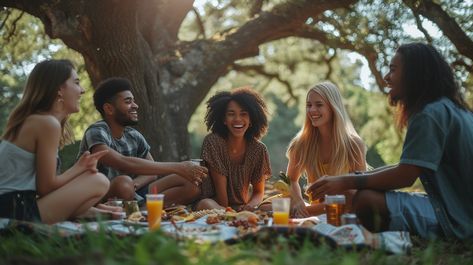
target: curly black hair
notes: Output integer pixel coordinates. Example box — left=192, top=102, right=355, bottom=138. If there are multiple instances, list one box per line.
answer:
left=205, top=87, right=268, bottom=140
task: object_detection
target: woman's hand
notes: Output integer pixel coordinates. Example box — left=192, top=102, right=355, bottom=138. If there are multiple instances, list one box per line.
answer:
left=292, top=198, right=310, bottom=218
left=238, top=204, right=258, bottom=212
left=79, top=205, right=124, bottom=220
left=96, top=203, right=123, bottom=213
left=75, top=150, right=109, bottom=174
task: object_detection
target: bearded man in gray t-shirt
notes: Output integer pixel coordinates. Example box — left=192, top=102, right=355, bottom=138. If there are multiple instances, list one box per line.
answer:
left=78, top=78, right=207, bottom=206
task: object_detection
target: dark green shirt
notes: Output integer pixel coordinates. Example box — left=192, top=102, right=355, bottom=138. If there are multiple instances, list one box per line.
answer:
left=401, top=97, right=473, bottom=239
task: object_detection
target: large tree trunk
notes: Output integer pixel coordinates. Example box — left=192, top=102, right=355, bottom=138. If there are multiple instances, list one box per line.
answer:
left=0, top=0, right=357, bottom=161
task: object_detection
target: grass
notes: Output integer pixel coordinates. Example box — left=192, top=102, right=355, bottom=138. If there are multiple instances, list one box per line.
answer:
left=1, top=228, right=472, bottom=265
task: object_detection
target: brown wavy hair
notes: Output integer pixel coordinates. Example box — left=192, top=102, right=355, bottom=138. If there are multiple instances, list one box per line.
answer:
left=2, top=59, right=75, bottom=147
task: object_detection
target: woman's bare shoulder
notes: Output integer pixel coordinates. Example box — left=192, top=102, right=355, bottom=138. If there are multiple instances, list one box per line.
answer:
left=11, top=114, right=61, bottom=151
left=25, top=114, right=61, bottom=128
left=24, top=114, right=61, bottom=133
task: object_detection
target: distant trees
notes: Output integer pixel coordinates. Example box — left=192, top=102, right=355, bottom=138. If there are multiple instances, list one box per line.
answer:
left=1, top=0, right=471, bottom=162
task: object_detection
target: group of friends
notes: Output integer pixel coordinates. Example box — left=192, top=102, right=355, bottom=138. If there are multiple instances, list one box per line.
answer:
left=0, top=42, right=472, bottom=241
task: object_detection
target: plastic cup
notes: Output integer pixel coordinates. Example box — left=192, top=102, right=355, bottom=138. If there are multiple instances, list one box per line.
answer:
left=146, top=194, right=164, bottom=230
left=272, top=197, right=290, bottom=225
left=325, top=195, right=346, bottom=226
left=190, top=158, right=205, bottom=166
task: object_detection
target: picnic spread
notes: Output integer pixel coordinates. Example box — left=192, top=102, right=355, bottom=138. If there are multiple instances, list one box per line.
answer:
left=0, top=204, right=412, bottom=255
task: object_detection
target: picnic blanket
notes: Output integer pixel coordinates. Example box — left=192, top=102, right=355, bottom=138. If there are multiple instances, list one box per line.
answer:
left=0, top=216, right=412, bottom=254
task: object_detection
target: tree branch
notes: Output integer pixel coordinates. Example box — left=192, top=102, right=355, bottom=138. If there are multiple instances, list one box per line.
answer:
left=403, top=0, right=473, bottom=61
left=175, top=0, right=359, bottom=107
left=295, top=26, right=386, bottom=93
left=249, top=0, right=264, bottom=18
left=138, top=0, right=194, bottom=53
left=323, top=48, right=337, bottom=80
left=4, top=9, right=22, bottom=41
left=0, top=7, right=11, bottom=33
left=451, top=59, right=473, bottom=75
left=231, top=63, right=297, bottom=101
left=217, top=0, right=358, bottom=61
left=192, top=7, right=206, bottom=39
left=413, top=13, right=432, bottom=43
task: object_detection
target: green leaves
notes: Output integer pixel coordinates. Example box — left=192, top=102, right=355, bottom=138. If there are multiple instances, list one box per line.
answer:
left=278, top=171, right=290, bottom=185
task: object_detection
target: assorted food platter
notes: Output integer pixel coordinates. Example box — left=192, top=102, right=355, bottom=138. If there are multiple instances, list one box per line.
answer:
left=114, top=205, right=324, bottom=242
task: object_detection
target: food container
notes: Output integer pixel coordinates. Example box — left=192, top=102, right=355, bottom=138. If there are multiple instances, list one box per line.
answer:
left=341, top=213, right=358, bottom=225
left=107, top=198, right=123, bottom=207
left=124, top=200, right=140, bottom=216
left=190, top=158, right=206, bottom=166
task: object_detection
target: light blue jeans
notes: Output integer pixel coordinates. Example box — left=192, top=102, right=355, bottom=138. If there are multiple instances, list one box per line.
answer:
left=385, top=191, right=444, bottom=239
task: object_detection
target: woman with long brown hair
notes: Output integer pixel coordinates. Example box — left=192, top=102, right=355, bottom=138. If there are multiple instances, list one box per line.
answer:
left=0, top=59, right=110, bottom=224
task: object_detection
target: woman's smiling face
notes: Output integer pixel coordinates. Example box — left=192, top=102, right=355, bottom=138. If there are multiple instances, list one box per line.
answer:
left=306, top=90, right=333, bottom=129
left=224, top=100, right=250, bottom=138
left=384, top=52, right=404, bottom=102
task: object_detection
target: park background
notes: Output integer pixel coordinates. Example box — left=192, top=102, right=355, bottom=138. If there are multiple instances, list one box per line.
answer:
left=1, top=1, right=471, bottom=180
left=1, top=1, right=473, bottom=264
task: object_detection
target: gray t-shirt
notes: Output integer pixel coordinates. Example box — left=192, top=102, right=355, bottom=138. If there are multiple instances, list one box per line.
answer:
left=0, top=141, right=36, bottom=195
left=400, top=97, right=473, bottom=239
left=78, top=120, right=150, bottom=180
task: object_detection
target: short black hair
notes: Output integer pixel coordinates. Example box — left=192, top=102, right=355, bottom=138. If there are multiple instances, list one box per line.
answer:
left=94, top=77, right=132, bottom=117
left=205, top=87, right=268, bottom=140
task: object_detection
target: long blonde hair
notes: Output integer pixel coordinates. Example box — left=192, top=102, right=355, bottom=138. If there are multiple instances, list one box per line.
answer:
left=286, top=81, right=364, bottom=181
left=2, top=59, right=75, bottom=147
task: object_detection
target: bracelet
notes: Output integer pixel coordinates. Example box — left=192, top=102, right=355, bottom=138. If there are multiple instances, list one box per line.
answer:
left=354, top=171, right=367, bottom=189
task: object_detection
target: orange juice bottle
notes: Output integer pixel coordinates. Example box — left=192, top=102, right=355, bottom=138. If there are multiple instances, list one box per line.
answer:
left=146, top=194, right=164, bottom=230
left=273, top=211, right=289, bottom=225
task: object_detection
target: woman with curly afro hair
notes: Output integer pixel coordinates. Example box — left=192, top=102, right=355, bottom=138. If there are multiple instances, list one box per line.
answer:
left=195, top=87, right=271, bottom=211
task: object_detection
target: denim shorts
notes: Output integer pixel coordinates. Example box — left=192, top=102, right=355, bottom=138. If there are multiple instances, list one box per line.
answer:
left=0, top=190, right=41, bottom=222
left=385, top=191, right=443, bottom=239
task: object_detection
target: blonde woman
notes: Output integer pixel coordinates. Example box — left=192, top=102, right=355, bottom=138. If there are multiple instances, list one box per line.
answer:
left=0, top=59, right=112, bottom=224
left=286, top=81, right=366, bottom=217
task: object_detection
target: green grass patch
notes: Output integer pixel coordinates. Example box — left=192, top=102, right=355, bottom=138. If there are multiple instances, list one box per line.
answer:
left=1, top=228, right=472, bottom=265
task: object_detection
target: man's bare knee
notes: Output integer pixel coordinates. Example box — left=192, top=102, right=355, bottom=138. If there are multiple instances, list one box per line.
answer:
left=109, top=175, right=134, bottom=200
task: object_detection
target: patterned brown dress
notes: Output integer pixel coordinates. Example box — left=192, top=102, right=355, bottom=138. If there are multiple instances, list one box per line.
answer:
left=200, top=133, right=271, bottom=208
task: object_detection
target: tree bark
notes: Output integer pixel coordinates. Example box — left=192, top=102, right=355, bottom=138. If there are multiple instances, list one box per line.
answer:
left=0, top=0, right=357, bottom=161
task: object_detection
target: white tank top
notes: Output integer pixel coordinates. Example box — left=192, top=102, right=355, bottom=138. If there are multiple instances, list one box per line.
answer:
left=0, top=140, right=36, bottom=195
